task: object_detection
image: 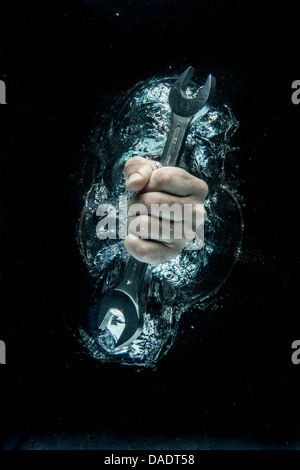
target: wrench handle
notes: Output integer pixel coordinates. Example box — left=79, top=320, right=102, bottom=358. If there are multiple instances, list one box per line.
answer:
left=117, top=255, right=148, bottom=300
left=160, top=112, right=192, bottom=167
left=119, top=113, right=193, bottom=300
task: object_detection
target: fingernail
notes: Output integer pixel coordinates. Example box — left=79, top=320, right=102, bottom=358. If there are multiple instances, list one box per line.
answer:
left=127, top=173, right=141, bottom=185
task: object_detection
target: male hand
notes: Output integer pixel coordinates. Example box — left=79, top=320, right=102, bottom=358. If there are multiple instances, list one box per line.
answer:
left=124, top=156, right=208, bottom=265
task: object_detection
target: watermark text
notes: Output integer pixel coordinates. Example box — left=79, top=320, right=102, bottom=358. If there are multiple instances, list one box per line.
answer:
left=291, top=80, right=300, bottom=105
left=95, top=195, right=205, bottom=250
left=0, top=340, right=6, bottom=364
left=0, top=80, right=6, bottom=104
left=291, top=340, right=300, bottom=365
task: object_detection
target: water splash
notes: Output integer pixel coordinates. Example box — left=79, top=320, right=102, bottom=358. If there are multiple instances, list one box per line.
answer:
left=76, top=73, right=243, bottom=368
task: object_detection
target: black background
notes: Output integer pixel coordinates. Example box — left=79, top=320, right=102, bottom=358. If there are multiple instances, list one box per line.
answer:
left=1, top=0, right=300, bottom=450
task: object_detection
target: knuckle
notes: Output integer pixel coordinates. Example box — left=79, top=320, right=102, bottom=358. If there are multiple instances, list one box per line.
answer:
left=124, top=157, right=143, bottom=175
left=134, top=242, right=152, bottom=262
left=125, top=156, right=143, bottom=169
left=154, top=167, right=172, bottom=186
left=195, top=179, right=209, bottom=197
left=125, top=156, right=154, bottom=173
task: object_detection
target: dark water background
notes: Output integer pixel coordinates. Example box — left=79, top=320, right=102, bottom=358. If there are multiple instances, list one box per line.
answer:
left=1, top=0, right=299, bottom=450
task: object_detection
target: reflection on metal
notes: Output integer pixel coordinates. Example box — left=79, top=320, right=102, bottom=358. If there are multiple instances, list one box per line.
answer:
left=97, top=308, right=126, bottom=352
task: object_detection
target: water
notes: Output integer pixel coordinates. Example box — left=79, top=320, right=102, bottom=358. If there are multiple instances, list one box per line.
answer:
left=76, top=72, right=243, bottom=368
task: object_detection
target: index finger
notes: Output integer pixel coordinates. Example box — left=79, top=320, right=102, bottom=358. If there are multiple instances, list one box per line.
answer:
left=143, top=167, right=208, bottom=200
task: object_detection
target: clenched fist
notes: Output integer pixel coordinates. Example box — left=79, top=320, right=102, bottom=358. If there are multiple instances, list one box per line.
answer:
left=124, top=156, right=208, bottom=265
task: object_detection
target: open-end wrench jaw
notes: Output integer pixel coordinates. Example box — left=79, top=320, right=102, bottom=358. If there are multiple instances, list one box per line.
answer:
left=169, top=66, right=216, bottom=117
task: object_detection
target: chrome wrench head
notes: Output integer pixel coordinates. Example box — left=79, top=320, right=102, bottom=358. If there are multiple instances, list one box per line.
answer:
left=97, top=289, right=142, bottom=352
left=169, top=66, right=216, bottom=117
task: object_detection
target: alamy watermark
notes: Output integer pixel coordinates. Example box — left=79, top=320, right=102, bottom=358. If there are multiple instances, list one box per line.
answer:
left=0, top=79, right=6, bottom=104
left=291, top=80, right=300, bottom=105
left=291, top=340, right=300, bottom=365
left=0, top=340, right=6, bottom=364
left=95, top=194, right=205, bottom=250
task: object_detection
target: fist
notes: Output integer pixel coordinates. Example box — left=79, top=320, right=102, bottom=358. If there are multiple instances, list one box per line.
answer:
left=124, top=156, right=208, bottom=265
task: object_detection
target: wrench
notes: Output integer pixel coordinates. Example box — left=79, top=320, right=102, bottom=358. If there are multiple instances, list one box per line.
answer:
left=96, top=66, right=216, bottom=352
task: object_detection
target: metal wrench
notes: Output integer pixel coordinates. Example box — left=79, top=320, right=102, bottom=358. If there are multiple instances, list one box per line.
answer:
left=96, top=66, right=216, bottom=352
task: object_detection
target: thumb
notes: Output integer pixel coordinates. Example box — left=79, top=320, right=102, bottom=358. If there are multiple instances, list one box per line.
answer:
left=125, top=156, right=156, bottom=192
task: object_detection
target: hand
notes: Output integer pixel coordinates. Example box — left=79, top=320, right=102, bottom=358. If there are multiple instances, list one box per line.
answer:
left=124, top=156, right=208, bottom=265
